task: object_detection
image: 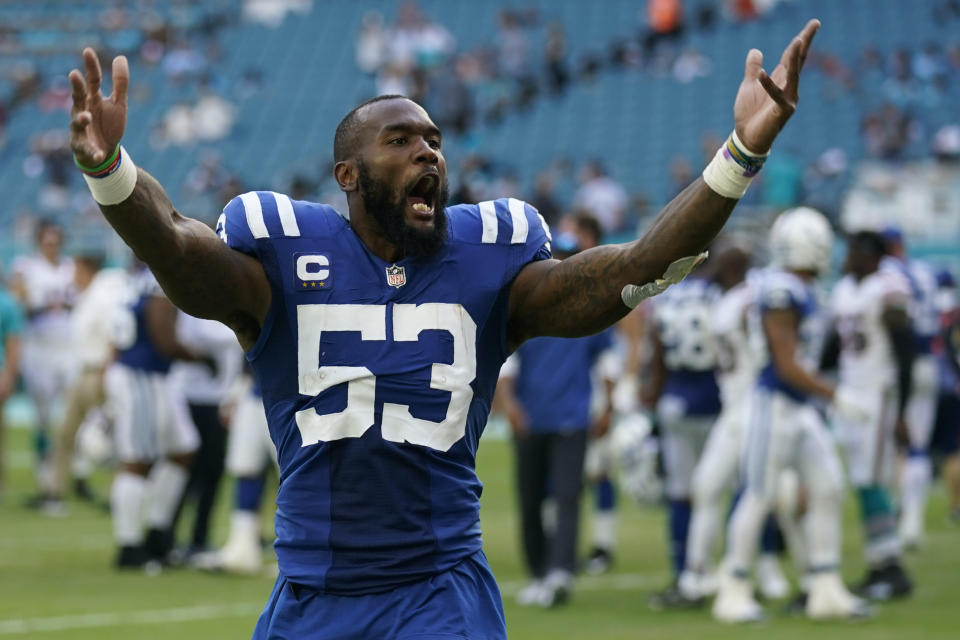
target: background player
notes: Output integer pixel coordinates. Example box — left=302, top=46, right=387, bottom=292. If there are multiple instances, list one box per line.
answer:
left=828, top=231, right=914, bottom=599
left=0, top=265, right=25, bottom=500
left=10, top=221, right=75, bottom=496
left=713, top=207, right=868, bottom=622
left=67, top=19, right=822, bottom=636
left=643, top=256, right=723, bottom=609
left=168, top=310, right=245, bottom=558
left=496, top=232, right=617, bottom=608
left=881, top=227, right=942, bottom=548
left=106, top=264, right=205, bottom=569
left=193, top=374, right=277, bottom=575
left=677, top=240, right=792, bottom=603
left=34, top=253, right=126, bottom=513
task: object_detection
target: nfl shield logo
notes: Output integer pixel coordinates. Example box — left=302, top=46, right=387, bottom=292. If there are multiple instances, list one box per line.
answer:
left=385, top=264, right=406, bottom=288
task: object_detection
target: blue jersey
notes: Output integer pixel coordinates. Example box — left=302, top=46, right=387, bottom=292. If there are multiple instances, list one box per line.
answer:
left=752, top=268, right=827, bottom=402
left=511, top=329, right=614, bottom=432
left=651, top=277, right=722, bottom=416
left=216, top=191, right=551, bottom=595
left=114, top=269, right=172, bottom=374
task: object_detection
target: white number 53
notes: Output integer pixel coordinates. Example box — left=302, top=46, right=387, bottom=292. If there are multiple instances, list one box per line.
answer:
left=296, top=303, right=477, bottom=452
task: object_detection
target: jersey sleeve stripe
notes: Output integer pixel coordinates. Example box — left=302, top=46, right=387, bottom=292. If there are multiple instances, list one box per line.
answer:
left=507, top=198, right=529, bottom=244
left=240, top=192, right=269, bottom=239
left=272, top=192, right=301, bottom=237
left=536, top=211, right=552, bottom=241
left=478, top=200, right=499, bottom=244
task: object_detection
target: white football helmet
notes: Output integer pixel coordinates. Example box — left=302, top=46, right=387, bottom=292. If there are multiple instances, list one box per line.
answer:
left=769, top=207, right=834, bottom=276
left=611, top=412, right=664, bottom=506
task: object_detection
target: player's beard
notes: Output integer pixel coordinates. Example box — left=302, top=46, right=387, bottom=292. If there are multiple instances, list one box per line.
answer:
left=357, top=159, right=450, bottom=259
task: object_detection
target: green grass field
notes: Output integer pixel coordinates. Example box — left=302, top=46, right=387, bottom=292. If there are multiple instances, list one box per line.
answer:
left=2, top=421, right=959, bottom=639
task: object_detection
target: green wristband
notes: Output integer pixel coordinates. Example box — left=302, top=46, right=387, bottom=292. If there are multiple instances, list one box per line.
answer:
left=74, top=144, right=120, bottom=174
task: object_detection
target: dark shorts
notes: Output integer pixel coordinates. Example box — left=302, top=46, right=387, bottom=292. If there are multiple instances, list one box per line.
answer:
left=251, top=550, right=505, bottom=640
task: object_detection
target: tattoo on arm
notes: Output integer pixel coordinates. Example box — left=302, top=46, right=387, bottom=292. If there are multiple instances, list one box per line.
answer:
left=509, top=179, right=736, bottom=345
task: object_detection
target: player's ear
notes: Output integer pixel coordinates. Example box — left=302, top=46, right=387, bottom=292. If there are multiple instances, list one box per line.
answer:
left=334, top=160, right=358, bottom=193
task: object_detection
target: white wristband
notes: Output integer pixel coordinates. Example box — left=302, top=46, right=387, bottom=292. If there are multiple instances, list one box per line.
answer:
left=81, top=146, right=138, bottom=205
left=701, top=130, right=768, bottom=199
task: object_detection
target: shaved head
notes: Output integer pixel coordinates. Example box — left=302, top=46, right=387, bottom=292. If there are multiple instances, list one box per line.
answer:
left=334, top=94, right=410, bottom=162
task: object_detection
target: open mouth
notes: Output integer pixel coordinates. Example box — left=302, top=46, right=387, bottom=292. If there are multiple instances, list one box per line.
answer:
left=407, top=174, right=439, bottom=216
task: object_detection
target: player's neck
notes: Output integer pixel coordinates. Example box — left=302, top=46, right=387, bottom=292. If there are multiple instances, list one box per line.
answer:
left=348, top=206, right=404, bottom=263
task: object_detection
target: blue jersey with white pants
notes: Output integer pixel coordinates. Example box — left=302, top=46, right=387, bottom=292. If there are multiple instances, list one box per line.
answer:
left=650, top=277, right=722, bottom=500
left=217, top=192, right=550, bottom=637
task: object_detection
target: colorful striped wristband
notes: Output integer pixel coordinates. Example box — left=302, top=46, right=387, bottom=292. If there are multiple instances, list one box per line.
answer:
left=74, top=144, right=122, bottom=177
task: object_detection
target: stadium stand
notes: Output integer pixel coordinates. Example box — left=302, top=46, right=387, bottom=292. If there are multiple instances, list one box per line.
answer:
left=1, top=0, right=958, bottom=262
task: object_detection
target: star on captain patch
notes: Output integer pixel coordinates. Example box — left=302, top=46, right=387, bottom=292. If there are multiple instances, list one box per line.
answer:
left=385, top=264, right=406, bottom=288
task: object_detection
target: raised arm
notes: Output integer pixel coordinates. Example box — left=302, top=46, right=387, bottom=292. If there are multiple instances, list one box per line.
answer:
left=68, top=49, right=269, bottom=350
left=507, top=20, right=820, bottom=347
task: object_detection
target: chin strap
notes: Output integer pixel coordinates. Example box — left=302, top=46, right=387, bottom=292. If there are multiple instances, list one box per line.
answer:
left=620, top=252, right=709, bottom=309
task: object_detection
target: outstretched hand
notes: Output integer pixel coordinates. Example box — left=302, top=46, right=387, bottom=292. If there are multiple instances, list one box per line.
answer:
left=734, top=19, right=820, bottom=154
left=69, top=48, right=129, bottom=167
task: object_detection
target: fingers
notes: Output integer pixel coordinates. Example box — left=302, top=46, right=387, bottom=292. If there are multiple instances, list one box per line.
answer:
left=758, top=70, right=794, bottom=116
left=111, top=55, right=129, bottom=105
left=797, top=18, right=821, bottom=61
left=744, top=48, right=763, bottom=82
left=68, top=68, right=87, bottom=114
left=69, top=111, right=105, bottom=165
left=82, top=47, right=102, bottom=98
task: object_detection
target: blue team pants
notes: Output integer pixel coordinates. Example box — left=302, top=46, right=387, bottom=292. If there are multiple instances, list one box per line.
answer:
left=251, top=550, right=505, bottom=639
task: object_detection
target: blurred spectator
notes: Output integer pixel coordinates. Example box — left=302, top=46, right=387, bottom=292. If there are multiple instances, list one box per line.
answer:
left=355, top=10, right=388, bottom=75
left=641, top=0, right=684, bottom=69
left=244, top=0, right=313, bottom=28
left=672, top=47, right=711, bottom=83
left=193, top=87, right=237, bottom=142
left=422, top=58, right=473, bottom=135
left=573, top=161, right=629, bottom=234
left=862, top=103, right=915, bottom=159
left=932, top=124, right=960, bottom=163
left=389, top=1, right=454, bottom=73
left=760, top=150, right=804, bottom=208
left=544, top=22, right=570, bottom=96
left=162, top=40, right=208, bottom=84
left=529, top=171, right=562, bottom=229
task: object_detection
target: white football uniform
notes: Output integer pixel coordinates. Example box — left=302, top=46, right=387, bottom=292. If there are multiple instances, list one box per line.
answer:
left=10, top=255, right=75, bottom=425
left=722, top=269, right=845, bottom=578
left=831, top=269, right=912, bottom=487
left=881, top=257, right=940, bottom=451
left=105, top=271, right=198, bottom=462
left=684, top=278, right=757, bottom=577
left=226, top=382, right=277, bottom=477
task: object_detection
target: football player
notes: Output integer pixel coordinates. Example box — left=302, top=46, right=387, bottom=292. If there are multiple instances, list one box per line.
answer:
left=0, top=265, right=25, bottom=499
left=643, top=259, right=723, bottom=609
left=68, top=21, right=822, bottom=636
left=34, top=254, right=126, bottom=513
left=827, top=230, right=914, bottom=600
left=881, top=227, right=942, bottom=548
left=192, top=374, right=277, bottom=575
left=10, top=220, right=75, bottom=494
left=678, top=241, right=793, bottom=603
left=712, top=208, right=870, bottom=622
left=167, top=310, right=245, bottom=555
left=497, top=294, right=616, bottom=606
left=106, top=264, right=207, bottom=569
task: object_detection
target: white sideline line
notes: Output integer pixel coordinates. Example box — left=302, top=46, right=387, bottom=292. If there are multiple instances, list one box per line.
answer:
left=0, top=573, right=664, bottom=634
left=0, top=603, right=264, bottom=635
